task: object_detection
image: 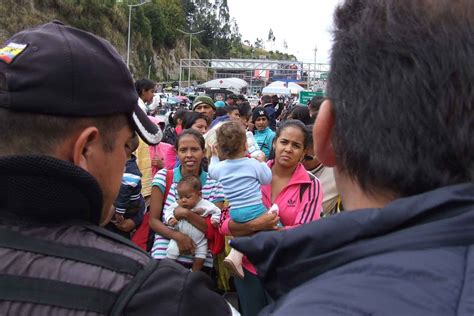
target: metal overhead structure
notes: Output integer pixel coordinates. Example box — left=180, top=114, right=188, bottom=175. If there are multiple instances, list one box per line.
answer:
left=178, top=58, right=330, bottom=95
left=176, top=29, right=205, bottom=89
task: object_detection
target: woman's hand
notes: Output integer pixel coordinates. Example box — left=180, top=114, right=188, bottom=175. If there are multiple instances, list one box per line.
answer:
left=250, top=212, right=280, bottom=232
left=175, top=232, right=196, bottom=255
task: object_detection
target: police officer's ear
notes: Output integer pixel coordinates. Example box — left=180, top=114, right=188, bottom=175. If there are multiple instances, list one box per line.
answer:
left=313, top=99, right=336, bottom=167
left=71, top=126, right=101, bottom=171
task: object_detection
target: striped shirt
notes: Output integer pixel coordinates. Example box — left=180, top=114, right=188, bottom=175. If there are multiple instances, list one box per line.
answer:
left=150, top=167, right=224, bottom=267
left=114, top=156, right=144, bottom=216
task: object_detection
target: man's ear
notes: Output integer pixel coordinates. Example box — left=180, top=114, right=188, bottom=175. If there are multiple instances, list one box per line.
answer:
left=314, top=99, right=337, bottom=167
left=71, top=127, right=101, bottom=171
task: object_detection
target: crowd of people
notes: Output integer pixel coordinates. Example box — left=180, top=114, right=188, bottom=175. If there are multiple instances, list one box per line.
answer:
left=128, top=76, right=335, bottom=315
left=1, top=0, right=474, bottom=315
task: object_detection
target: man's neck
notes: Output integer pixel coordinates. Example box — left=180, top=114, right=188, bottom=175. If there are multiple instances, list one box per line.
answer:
left=334, top=168, right=395, bottom=211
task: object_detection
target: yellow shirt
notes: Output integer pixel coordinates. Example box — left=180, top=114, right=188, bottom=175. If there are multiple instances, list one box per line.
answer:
left=135, top=138, right=153, bottom=198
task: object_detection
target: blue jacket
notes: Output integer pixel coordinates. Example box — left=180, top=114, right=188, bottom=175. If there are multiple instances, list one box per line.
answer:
left=254, top=127, right=275, bottom=159
left=263, top=103, right=277, bottom=130
left=234, top=183, right=474, bottom=315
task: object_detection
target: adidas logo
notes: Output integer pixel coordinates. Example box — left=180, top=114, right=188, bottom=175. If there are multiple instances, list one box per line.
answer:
left=287, top=199, right=296, bottom=207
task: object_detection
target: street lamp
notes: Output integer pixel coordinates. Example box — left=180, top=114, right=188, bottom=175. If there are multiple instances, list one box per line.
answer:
left=313, top=45, right=317, bottom=90
left=177, top=28, right=204, bottom=90
left=127, top=0, right=151, bottom=68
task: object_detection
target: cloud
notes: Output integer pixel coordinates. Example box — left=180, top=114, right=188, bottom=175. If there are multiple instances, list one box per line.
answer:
left=227, top=0, right=342, bottom=64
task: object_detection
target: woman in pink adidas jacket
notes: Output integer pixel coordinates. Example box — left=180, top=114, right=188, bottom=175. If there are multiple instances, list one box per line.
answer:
left=219, top=119, right=323, bottom=316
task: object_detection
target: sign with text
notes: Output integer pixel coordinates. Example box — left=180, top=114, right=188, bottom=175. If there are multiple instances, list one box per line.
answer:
left=299, top=91, right=324, bottom=104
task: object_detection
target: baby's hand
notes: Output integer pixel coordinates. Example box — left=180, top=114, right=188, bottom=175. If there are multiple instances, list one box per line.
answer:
left=168, top=217, right=178, bottom=226
left=113, top=213, right=125, bottom=224
left=254, top=151, right=266, bottom=162
left=210, top=144, right=219, bottom=157
left=194, top=207, right=205, bottom=215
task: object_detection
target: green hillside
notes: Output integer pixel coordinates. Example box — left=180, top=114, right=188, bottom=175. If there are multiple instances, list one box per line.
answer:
left=0, top=0, right=296, bottom=82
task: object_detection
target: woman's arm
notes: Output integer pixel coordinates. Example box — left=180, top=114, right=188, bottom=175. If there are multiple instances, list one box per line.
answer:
left=220, top=212, right=280, bottom=237
left=149, top=186, right=196, bottom=254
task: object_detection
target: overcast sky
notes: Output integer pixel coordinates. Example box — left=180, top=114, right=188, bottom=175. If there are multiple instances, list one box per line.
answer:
left=227, top=0, right=342, bottom=64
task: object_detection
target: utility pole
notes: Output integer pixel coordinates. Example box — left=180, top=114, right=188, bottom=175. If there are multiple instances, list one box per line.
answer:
left=127, top=0, right=150, bottom=68
left=177, top=28, right=204, bottom=91
left=313, top=45, right=318, bottom=91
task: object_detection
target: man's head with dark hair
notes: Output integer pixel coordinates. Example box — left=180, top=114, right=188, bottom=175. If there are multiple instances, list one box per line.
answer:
left=237, top=95, right=247, bottom=105
left=225, top=105, right=240, bottom=121
left=238, top=102, right=252, bottom=128
left=193, top=95, right=216, bottom=121
left=308, top=96, right=324, bottom=119
left=271, top=95, right=279, bottom=106
left=261, top=95, right=272, bottom=105
left=226, top=94, right=238, bottom=106
left=238, top=102, right=251, bottom=118
left=0, top=109, right=128, bottom=156
left=287, top=105, right=312, bottom=125
left=0, top=21, right=162, bottom=224
left=315, top=0, right=474, bottom=203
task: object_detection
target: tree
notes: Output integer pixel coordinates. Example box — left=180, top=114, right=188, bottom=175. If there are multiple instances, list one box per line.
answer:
left=145, top=4, right=165, bottom=48
left=267, top=28, right=275, bottom=42
left=254, top=38, right=264, bottom=49
left=156, top=0, right=186, bottom=48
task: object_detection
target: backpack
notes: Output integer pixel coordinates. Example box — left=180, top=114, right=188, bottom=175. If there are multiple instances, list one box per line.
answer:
left=132, top=169, right=173, bottom=252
